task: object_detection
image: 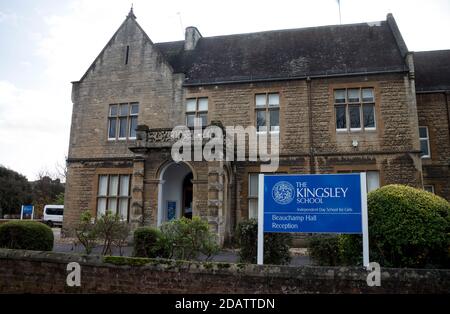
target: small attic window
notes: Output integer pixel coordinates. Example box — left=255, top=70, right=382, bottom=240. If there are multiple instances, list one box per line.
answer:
left=125, top=45, right=130, bottom=65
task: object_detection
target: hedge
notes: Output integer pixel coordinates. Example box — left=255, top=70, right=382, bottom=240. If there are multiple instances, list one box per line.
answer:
left=134, top=218, right=220, bottom=260
left=308, top=236, right=341, bottom=266
left=0, top=221, right=54, bottom=251
left=308, top=185, right=450, bottom=268
left=133, top=227, right=165, bottom=258
left=236, top=219, right=292, bottom=265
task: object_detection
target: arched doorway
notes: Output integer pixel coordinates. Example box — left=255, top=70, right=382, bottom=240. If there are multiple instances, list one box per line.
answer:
left=157, top=162, right=193, bottom=226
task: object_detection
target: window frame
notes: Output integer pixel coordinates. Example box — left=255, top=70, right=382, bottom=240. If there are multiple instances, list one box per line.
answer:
left=247, top=171, right=286, bottom=219
left=108, top=102, right=139, bottom=141
left=255, top=92, right=280, bottom=135
left=423, top=185, right=435, bottom=194
left=248, top=173, right=259, bottom=219
left=336, top=169, right=380, bottom=192
left=96, top=174, right=132, bottom=221
left=186, top=97, right=208, bottom=128
left=419, top=126, right=431, bottom=159
left=333, top=88, right=376, bottom=133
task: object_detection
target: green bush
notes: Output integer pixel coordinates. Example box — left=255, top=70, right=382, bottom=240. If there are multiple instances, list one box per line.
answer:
left=0, top=221, right=54, bottom=251
left=95, top=211, right=130, bottom=255
left=308, top=236, right=341, bottom=266
left=75, top=211, right=98, bottom=255
left=338, top=234, right=363, bottom=266
left=340, top=185, right=450, bottom=268
left=160, top=217, right=219, bottom=260
left=133, top=227, right=166, bottom=258
left=75, top=210, right=130, bottom=255
left=236, top=219, right=292, bottom=265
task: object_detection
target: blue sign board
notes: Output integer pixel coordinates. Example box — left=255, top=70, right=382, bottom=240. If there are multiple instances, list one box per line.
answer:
left=263, top=174, right=363, bottom=234
left=167, top=201, right=176, bottom=221
left=21, top=205, right=34, bottom=220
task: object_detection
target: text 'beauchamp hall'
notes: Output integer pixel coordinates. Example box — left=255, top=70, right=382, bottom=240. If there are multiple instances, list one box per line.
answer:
left=63, top=8, right=450, bottom=244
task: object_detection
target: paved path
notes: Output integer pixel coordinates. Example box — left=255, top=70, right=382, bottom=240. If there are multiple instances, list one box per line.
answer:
left=52, top=228, right=311, bottom=266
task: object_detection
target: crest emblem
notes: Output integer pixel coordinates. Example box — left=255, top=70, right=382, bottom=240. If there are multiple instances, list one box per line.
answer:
left=272, top=181, right=295, bottom=205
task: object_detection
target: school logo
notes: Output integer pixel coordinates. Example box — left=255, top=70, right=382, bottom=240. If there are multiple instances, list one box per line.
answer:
left=272, top=181, right=295, bottom=205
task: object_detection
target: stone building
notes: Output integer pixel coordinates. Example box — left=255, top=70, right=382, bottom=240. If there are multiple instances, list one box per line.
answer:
left=63, top=9, right=450, bottom=243
left=414, top=50, right=450, bottom=199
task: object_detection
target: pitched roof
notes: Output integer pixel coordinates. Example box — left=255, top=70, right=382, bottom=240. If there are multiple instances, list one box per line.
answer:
left=155, top=17, right=409, bottom=85
left=414, top=50, right=450, bottom=92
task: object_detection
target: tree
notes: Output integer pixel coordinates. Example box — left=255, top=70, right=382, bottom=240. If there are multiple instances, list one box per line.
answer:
left=31, top=171, right=65, bottom=218
left=54, top=157, right=68, bottom=183
left=54, top=192, right=65, bottom=205
left=0, top=166, right=32, bottom=217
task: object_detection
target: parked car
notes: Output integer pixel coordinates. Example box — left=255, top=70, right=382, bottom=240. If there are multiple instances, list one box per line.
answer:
left=43, top=205, right=64, bottom=227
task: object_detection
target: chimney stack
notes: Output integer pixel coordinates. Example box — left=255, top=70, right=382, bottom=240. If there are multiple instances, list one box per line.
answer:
left=184, top=26, right=202, bottom=51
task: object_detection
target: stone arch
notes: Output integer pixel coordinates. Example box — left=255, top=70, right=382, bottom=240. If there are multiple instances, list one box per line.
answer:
left=156, top=160, right=196, bottom=226
left=155, top=159, right=197, bottom=181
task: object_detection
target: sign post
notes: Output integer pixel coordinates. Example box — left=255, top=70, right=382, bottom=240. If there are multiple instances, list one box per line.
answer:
left=20, top=205, right=34, bottom=220
left=257, top=174, right=265, bottom=265
left=257, top=173, right=369, bottom=267
left=360, top=173, right=369, bottom=267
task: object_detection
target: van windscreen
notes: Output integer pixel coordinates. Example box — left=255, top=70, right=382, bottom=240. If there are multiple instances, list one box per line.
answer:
left=46, top=208, right=63, bottom=215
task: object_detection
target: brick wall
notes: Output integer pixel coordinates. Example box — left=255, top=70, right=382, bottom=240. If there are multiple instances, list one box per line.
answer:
left=0, top=249, right=448, bottom=294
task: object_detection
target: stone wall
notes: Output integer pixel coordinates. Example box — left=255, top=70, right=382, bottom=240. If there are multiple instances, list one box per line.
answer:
left=186, top=73, right=423, bottom=222
left=185, top=73, right=420, bottom=156
left=416, top=92, right=450, bottom=201
left=68, top=15, right=185, bottom=160
left=63, top=160, right=133, bottom=235
left=0, top=249, right=448, bottom=294
left=64, top=15, right=424, bottom=238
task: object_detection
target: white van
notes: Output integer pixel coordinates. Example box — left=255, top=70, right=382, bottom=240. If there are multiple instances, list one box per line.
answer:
left=43, top=205, right=64, bottom=227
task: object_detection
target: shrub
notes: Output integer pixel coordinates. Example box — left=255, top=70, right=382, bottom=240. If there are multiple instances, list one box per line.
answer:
left=74, top=211, right=98, bottom=255
left=340, top=185, right=450, bottom=268
left=308, top=236, right=341, bottom=266
left=75, top=210, right=130, bottom=255
left=160, top=217, right=220, bottom=260
left=0, top=221, right=54, bottom=251
left=133, top=227, right=166, bottom=258
left=338, top=234, right=363, bottom=266
left=111, top=219, right=131, bottom=257
left=236, top=219, right=292, bottom=265
left=95, top=211, right=130, bottom=255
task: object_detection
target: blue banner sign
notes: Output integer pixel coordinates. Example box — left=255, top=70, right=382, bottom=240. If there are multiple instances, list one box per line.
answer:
left=167, top=201, right=176, bottom=221
left=263, top=174, right=363, bottom=233
left=21, top=205, right=34, bottom=220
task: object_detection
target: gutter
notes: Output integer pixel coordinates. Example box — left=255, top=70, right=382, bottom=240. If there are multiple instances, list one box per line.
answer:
left=416, top=89, right=450, bottom=94
left=446, top=92, right=450, bottom=141
left=182, top=69, right=408, bottom=87
left=67, top=157, right=134, bottom=164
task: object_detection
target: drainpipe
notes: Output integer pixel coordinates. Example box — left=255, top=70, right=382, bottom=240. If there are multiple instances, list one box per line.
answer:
left=446, top=92, right=450, bottom=140
left=307, top=77, right=316, bottom=174
left=233, top=163, right=238, bottom=232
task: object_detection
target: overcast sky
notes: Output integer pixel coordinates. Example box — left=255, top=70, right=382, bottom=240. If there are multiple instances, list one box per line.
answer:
left=1, top=0, right=449, bottom=181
